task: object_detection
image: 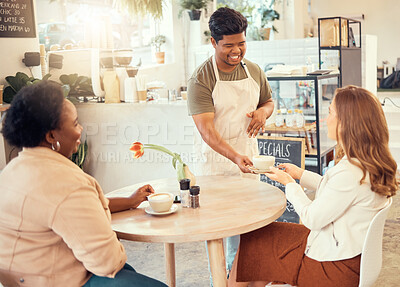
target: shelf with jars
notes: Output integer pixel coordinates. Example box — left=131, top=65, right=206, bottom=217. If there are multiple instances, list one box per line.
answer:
left=318, top=16, right=362, bottom=87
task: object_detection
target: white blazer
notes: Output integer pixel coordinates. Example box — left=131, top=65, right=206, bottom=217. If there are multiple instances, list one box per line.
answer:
left=285, top=156, right=388, bottom=261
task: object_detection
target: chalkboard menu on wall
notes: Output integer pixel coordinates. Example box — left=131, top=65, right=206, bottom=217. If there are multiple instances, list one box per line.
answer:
left=257, top=136, right=305, bottom=223
left=0, top=0, right=36, bottom=38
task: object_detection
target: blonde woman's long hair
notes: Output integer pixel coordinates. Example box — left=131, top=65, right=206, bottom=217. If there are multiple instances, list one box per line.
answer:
left=334, top=86, right=398, bottom=197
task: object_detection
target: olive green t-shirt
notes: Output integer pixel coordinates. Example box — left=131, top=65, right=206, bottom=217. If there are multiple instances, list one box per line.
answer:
left=187, top=57, right=272, bottom=115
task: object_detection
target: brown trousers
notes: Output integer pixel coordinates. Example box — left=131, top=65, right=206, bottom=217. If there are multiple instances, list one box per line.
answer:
left=237, top=222, right=361, bottom=287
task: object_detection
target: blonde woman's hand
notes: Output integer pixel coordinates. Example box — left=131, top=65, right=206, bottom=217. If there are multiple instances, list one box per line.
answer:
left=129, top=184, right=155, bottom=208
left=278, top=163, right=304, bottom=180
left=264, top=166, right=296, bottom=186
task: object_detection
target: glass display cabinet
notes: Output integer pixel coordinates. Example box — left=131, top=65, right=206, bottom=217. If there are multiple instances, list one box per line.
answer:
left=263, top=74, right=339, bottom=175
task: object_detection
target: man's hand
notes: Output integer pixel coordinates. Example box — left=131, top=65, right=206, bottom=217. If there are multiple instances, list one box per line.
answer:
left=233, top=154, right=253, bottom=173
left=246, top=99, right=274, bottom=138
left=246, top=109, right=267, bottom=138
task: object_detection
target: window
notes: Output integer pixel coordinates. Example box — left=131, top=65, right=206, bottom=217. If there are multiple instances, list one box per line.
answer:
left=35, top=0, right=157, bottom=65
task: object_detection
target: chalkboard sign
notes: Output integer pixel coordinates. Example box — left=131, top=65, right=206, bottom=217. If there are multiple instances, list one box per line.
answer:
left=0, top=0, right=36, bottom=38
left=257, top=136, right=305, bottom=223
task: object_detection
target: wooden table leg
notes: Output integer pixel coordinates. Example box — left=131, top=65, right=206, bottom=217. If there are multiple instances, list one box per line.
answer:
left=164, top=243, right=176, bottom=287
left=207, top=238, right=227, bottom=287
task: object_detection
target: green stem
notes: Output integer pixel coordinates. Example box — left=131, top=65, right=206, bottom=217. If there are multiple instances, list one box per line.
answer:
left=144, top=145, right=175, bottom=156
left=143, top=145, right=184, bottom=164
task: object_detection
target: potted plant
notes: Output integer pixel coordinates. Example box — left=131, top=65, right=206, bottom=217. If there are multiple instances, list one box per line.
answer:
left=150, top=34, right=166, bottom=64
left=59, top=73, right=94, bottom=102
left=3, top=72, right=51, bottom=103
left=258, top=1, right=280, bottom=40
left=179, top=0, right=209, bottom=21
left=203, top=30, right=211, bottom=44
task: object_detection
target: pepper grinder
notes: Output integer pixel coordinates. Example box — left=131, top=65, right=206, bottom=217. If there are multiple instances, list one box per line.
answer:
left=189, top=186, right=200, bottom=208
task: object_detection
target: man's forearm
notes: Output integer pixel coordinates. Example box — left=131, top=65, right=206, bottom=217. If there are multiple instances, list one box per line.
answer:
left=257, top=100, right=274, bottom=120
left=199, top=124, right=239, bottom=163
left=193, top=113, right=254, bottom=172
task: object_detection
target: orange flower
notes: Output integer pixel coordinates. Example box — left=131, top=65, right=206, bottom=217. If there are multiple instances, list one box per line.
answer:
left=129, top=142, right=144, bottom=158
left=129, top=141, right=196, bottom=186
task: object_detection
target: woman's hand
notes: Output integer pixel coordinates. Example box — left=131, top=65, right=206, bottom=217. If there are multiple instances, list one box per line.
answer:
left=264, top=166, right=296, bottom=185
left=109, top=184, right=155, bottom=213
left=278, top=163, right=304, bottom=180
left=129, top=184, right=155, bottom=209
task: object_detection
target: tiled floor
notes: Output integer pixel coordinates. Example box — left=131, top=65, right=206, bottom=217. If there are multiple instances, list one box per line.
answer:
left=124, top=194, right=400, bottom=286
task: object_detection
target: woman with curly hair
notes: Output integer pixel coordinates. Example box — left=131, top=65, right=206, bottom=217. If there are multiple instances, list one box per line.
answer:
left=0, top=81, right=167, bottom=287
left=228, top=86, right=398, bottom=287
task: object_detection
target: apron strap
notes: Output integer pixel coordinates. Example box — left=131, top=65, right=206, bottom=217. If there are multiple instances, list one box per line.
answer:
left=212, top=56, right=220, bottom=81
left=212, top=56, right=252, bottom=81
left=241, top=61, right=251, bottom=79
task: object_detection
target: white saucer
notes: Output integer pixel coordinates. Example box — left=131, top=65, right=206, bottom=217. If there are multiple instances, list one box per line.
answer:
left=248, top=166, right=271, bottom=174
left=145, top=204, right=178, bottom=216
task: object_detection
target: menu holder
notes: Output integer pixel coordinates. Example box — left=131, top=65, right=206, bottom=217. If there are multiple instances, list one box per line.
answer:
left=257, top=136, right=305, bottom=223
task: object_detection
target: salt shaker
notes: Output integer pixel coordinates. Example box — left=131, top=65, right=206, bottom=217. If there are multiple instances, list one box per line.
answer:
left=179, top=178, right=190, bottom=208
left=189, top=186, right=200, bottom=208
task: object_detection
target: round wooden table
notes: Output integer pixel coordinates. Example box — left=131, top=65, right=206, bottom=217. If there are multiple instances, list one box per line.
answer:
left=108, top=175, right=286, bottom=287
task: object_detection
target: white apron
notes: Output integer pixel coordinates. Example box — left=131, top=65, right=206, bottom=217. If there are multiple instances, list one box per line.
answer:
left=194, top=56, right=260, bottom=176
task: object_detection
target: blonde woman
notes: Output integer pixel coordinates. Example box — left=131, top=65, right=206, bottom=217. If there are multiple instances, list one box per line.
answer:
left=228, top=86, right=398, bottom=287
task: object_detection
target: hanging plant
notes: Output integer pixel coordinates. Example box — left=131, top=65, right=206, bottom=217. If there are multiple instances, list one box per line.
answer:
left=113, top=0, right=164, bottom=20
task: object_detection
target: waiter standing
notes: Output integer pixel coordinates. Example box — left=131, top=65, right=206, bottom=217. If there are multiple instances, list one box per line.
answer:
left=188, top=7, right=274, bottom=177
left=187, top=7, right=274, bottom=275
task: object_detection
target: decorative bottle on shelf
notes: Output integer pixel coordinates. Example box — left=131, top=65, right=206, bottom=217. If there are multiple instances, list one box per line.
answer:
left=296, top=110, right=305, bottom=128
left=293, top=109, right=298, bottom=127
left=179, top=178, right=190, bottom=208
left=275, top=109, right=284, bottom=127
left=281, top=108, right=287, bottom=126
left=286, top=110, right=294, bottom=127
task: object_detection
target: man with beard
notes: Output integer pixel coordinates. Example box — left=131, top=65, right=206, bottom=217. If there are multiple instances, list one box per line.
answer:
left=187, top=6, right=274, bottom=278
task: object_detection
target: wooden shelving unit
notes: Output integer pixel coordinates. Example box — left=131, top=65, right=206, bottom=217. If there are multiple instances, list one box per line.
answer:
left=263, top=123, right=316, bottom=155
left=318, top=16, right=362, bottom=87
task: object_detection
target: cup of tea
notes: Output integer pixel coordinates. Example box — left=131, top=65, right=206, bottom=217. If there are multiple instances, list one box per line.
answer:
left=148, top=192, right=174, bottom=213
left=252, top=155, right=275, bottom=171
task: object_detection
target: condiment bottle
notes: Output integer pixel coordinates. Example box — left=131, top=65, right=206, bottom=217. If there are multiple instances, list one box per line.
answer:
left=189, top=186, right=200, bottom=208
left=275, top=109, right=284, bottom=127
left=179, top=178, right=191, bottom=208
left=296, top=110, right=305, bottom=128
left=286, top=110, right=294, bottom=127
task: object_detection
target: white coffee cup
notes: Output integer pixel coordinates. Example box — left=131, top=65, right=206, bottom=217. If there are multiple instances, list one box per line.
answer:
left=252, top=155, right=275, bottom=171
left=148, top=192, right=174, bottom=213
